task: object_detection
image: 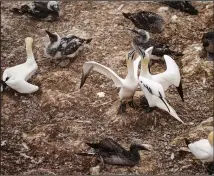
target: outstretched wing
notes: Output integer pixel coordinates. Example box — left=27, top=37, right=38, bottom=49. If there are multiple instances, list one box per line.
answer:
left=6, top=79, right=39, bottom=94
left=87, top=138, right=127, bottom=154
left=152, top=55, right=181, bottom=89
left=80, top=61, right=124, bottom=88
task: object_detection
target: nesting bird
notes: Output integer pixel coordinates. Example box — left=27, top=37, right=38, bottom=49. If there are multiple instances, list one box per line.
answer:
left=1, top=37, right=39, bottom=94
left=123, top=11, right=165, bottom=33
left=44, top=30, right=92, bottom=59
left=130, top=28, right=183, bottom=60
left=77, top=138, right=150, bottom=166
left=185, top=131, right=213, bottom=172
left=202, top=32, right=214, bottom=61
left=161, top=1, right=198, bottom=15
left=80, top=50, right=139, bottom=114
left=11, top=1, right=59, bottom=21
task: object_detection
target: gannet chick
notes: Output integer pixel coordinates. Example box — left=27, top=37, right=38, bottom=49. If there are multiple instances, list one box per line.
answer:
left=184, top=131, right=213, bottom=172
left=44, top=30, right=92, bottom=60
left=138, top=77, right=184, bottom=124
left=11, top=1, right=59, bottom=21
left=77, top=138, right=150, bottom=166
left=161, top=1, right=198, bottom=15
left=123, top=11, right=165, bottom=33
left=130, top=29, right=183, bottom=60
left=137, top=46, right=184, bottom=102
left=80, top=50, right=139, bottom=114
left=2, top=37, right=39, bottom=94
left=202, top=32, right=214, bottom=61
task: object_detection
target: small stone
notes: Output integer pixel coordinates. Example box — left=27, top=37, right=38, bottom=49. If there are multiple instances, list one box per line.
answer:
left=97, top=92, right=105, bottom=98
left=90, top=165, right=100, bottom=175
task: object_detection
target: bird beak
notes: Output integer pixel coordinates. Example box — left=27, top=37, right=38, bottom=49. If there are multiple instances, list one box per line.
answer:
left=136, top=46, right=145, bottom=58
left=127, top=28, right=139, bottom=34
left=128, top=49, right=135, bottom=60
left=45, top=30, right=58, bottom=42
left=140, top=144, right=152, bottom=151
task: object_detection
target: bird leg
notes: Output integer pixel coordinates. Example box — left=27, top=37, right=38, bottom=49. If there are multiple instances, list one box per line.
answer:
left=128, top=98, right=138, bottom=109
left=117, top=101, right=126, bottom=114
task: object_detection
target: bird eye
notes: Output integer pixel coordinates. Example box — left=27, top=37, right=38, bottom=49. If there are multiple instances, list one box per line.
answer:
left=140, top=81, right=142, bottom=83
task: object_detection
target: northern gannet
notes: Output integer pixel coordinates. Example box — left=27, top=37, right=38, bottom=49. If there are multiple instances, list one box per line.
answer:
left=45, top=30, right=92, bottom=59
left=184, top=131, right=213, bottom=172
left=161, top=1, right=198, bottom=15
left=80, top=50, right=139, bottom=114
left=123, top=11, right=165, bottom=34
left=1, top=37, right=39, bottom=94
left=137, top=46, right=184, bottom=102
left=130, top=29, right=183, bottom=60
left=138, top=77, right=185, bottom=124
left=11, top=1, right=59, bottom=21
left=202, top=32, right=214, bottom=61
left=77, top=138, right=150, bottom=166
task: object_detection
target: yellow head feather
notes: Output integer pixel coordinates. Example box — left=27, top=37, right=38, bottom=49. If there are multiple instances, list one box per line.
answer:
left=208, top=131, right=213, bottom=146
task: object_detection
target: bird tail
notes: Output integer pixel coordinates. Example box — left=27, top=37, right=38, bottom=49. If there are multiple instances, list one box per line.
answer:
left=86, top=142, right=100, bottom=149
left=10, top=8, right=25, bottom=15
left=1, top=80, right=7, bottom=92
left=122, top=12, right=131, bottom=19
left=85, top=38, right=92, bottom=44
left=75, top=152, right=95, bottom=156
left=184, top=138, right=190, bottom=146
left=176, top=81, right=184, bottom=102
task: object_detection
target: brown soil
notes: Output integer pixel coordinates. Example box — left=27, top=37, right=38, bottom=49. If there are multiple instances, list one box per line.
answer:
left=1, top=1, right=214, bottom=175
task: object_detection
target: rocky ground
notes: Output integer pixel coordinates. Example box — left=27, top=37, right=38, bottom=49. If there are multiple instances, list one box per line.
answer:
left=1, top=1, right=214, bottom=175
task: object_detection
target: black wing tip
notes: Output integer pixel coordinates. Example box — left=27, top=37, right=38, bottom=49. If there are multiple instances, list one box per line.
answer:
left=86, top=38, right=92, bottom=44
left=176, top=81, right=184, bottom=102
left=184, top=138, right=190, bottom=146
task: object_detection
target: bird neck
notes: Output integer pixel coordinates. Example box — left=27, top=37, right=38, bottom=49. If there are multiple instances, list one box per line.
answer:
left=26, top=42, right=35, bottom=64
left=140, top=58, right=151, bottom=77
left=129, top=147, right=141, bottom=161
left=126, top=61, right=135, bottom=78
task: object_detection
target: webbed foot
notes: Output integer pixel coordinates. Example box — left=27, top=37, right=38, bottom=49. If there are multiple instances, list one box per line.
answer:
left=117, top=102, right=126, bottom=114
left=128, top=100, right=139, bottom=109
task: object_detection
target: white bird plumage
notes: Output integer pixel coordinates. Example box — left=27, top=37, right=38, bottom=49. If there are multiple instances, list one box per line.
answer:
left=2, top=37, right=39, bottom=93
left=80, top=50, right=140, bottom=113
left=185, top=131, right=213, bottom=163
left=139, top=46, right=184, bottom=102
left=138, top=76, right=184, bottom=124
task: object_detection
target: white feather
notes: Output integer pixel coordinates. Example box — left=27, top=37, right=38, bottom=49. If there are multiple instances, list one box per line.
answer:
left=188, top=139, right=213, bottom=163
left=2, top=37, right=38, bottom=93
left=138, top=77, right=184, bottom=124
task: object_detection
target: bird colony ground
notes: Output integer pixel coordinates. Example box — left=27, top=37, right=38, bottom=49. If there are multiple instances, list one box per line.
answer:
left=1, top=1, right=214, bottom=175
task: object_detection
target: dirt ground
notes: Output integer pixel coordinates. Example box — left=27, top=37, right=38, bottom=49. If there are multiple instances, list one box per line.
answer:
left=1, top=1, right=214, bottom=175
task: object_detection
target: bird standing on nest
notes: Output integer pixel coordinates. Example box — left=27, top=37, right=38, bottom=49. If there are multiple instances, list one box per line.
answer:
left=44, top=30, right=92, bottom=60
left=202, top=32, right=214, bottom=61
left=11, top=1, right=60, bottom=21
left=123, top=11, right=165, bottom=34
left=77, top=138, right=150, bottom=167
left=79, top=50, right=140, bottom=114
left=1, top=37, right=39, bottom=93
left=184, top=131, right=214, bottom=174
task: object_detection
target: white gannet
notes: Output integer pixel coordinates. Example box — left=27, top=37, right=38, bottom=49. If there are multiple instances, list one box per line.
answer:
left=138, top=76, right=184, bottom=124
left=11, top=1, right=60, bottom=21
left=80, top=50, right=140, bottom=114
left=137, top=46, right=184, bottom=102
left=1, top=37, right=39, bottom=94
left=184, top=131, right=213, bottom=171
left=202, top=32, right=214, bottom=61
left=123, top=11, right=165, bottom=34
left=44, top=30, right=92, bottom=59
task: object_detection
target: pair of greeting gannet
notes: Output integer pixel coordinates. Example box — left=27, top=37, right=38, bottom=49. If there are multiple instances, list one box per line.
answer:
left=185, top=131, right=213, bottom=173
left=1, top=37, right=39, bottom=94
left=77, top=138, right=150, bottom=167
left=80, top=46, right=184, bottom=123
